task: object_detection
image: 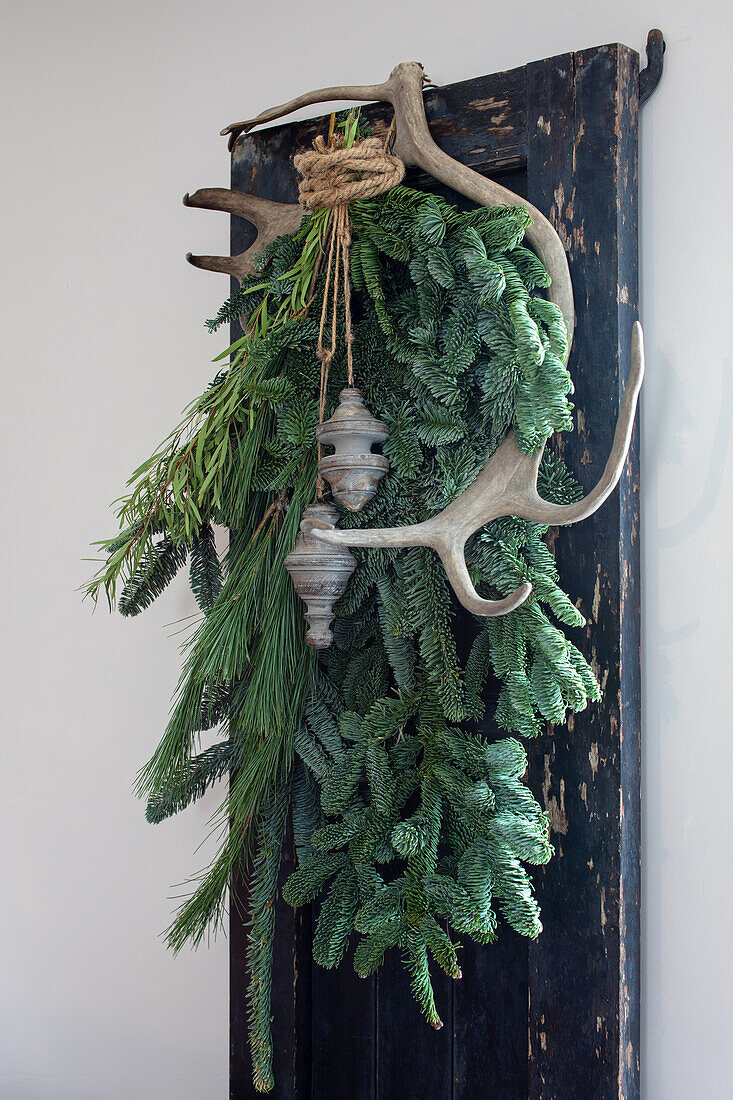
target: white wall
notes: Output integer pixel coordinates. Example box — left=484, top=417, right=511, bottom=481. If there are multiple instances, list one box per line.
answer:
left=1, top=2, right=730, bottom=1097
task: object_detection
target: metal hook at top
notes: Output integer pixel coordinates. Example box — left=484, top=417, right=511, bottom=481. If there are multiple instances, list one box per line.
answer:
left=640, top=29, right=665, bottom=106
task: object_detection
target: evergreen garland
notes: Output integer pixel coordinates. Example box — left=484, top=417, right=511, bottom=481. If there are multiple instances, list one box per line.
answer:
left=88, top=171, right=601, bottom=1091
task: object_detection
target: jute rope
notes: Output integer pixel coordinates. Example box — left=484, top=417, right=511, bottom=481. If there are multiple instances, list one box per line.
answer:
left=294, top=132, right=404, bottom=211
left=295, top=124, right=404, bottom=496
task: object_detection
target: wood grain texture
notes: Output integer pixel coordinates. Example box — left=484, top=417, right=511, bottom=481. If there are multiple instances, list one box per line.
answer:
left=376, top=945, right=453, bottom=1100
left=224, top=45, right=641, bottom=1099
left=310, top=958, right=376, bottom=1097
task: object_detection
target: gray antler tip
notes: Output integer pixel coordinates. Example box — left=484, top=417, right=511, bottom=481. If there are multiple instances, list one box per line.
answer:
left=630, top=321, right=645, bottom=383
left=502, top=582, right=532, bottom=613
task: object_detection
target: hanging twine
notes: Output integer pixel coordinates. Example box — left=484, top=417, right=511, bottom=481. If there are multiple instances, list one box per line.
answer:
left=294, top=124, right=404, bottom=496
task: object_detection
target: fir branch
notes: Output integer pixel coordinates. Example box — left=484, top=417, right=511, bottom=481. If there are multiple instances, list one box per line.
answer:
left=145, top=737, right=239, bottom=823
left=245, top=773, right=292, bottom=1093
left=189, top=522, right=223, bottom=614
left=118, top=535, right=189, bottom=617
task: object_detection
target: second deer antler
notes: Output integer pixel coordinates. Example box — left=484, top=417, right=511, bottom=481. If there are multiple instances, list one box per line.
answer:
left=305, top=325, right=644, bottom=616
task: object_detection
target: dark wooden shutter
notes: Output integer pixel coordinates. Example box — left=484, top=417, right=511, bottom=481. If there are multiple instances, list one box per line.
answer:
left=229, top=38, right=657, bottom=1100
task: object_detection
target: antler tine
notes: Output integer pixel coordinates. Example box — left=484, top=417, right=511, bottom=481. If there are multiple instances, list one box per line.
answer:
left=303, top=516, right=533, bottom=618
left=440, top=547, right=533, bottom=616
left=183, top=188, right=304, bottom=280
left=221, top=81, right=390, bottom=151
left=515, top=321, right=645, bottom=526
left=185, top=252, right=253, bottom=278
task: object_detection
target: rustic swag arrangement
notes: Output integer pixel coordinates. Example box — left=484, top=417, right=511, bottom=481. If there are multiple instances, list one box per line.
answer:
left=88, top=54, right=654, bottom=1094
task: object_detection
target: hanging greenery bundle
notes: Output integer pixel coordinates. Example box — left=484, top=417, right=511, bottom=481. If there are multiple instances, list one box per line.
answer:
left=87, top=117, right=601, bottom=1093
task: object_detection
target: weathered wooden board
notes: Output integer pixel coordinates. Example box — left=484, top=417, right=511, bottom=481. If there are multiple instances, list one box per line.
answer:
left=228, top=41, right=645, bottom=1100
left=524, top=45, right=641, bottom=1100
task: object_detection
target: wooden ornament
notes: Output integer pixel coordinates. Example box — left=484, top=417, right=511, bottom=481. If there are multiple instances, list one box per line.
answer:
left=284, top=503, right=356, bottom=649
left=316, top=387, right=389, bottom=512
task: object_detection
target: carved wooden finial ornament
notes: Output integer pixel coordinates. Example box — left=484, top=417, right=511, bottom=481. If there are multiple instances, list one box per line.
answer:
left=283, top=503, right=356, bottom=649
left=316, top=387, right=389, bottom=512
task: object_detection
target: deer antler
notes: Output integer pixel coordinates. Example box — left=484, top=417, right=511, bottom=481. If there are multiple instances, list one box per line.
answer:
left=221, top=62, right=574, bottom=339
left=306, top=324, right=644, bottom=617
left=183, top=188, right=304, bottom=279
left=219, top=64, right=645, bottom=618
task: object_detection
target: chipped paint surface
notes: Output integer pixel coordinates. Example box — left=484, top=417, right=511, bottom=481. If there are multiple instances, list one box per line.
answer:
left=525, top=46, right=641, bottom=1098
left=468, top=94, right=509, bottom=112
left=543, top=754, right=569, bottom=834
left=592, top=568, right=602, bottom=621
left=589, top=742, right=600, bottom=776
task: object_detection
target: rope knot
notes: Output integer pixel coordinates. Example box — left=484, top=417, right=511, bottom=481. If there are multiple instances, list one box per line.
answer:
left=294, top=134, right=404, bottom=211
